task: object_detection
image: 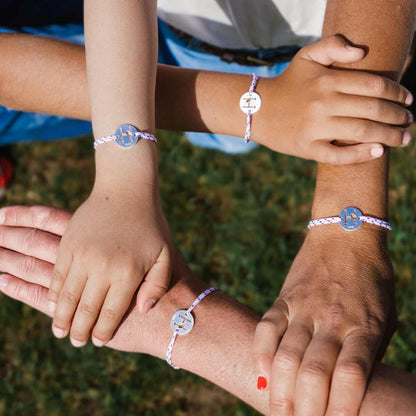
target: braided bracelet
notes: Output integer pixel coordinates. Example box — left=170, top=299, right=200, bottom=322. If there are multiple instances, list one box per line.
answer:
left=93, top=124, right=157, bottom=149
left=239, top=73, right=262, bottom=143
left=308, top=206, right=392, bottom=231
left=166, top=286, right=218, bottom=370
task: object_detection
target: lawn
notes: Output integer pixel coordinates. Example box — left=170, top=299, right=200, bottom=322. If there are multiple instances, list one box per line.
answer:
left=0, top=128, right=415, bottom=415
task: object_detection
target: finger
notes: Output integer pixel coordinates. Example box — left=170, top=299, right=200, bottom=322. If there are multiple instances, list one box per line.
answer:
left=331, top=94, right=412, bottom=126
left=0, top=205, right=71, bottom=236
left=0, top=273, right=51, bottom=317
left=312, top=142, right=385, bottom=165
left=52, top=263, right=86, bottom=339
left=333, top=70, right=413, bottom=106
left=294, top=334, right=341, bottom=416
left=252, top=301, right=289, bottom=391
left=269, top=321, right=313, bottom=416
left=326, top=332, right=379, bottom=416
left=298, top=35, right=365, bottom=66
left=48, top=244, right=73, bottom=311
left=92, top=281, right=138, bottom=347
left=135, top=246, right=172, bottom=314
left=0, top=225, right=60, bottom=263
left=0, top=247, right=53, bottom=288
left=325, top=117, right=409, bottom=147
left=69, top=279, right=109, bottom=347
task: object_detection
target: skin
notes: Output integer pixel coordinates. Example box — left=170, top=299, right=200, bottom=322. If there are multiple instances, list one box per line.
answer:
left=49, top=0, right=175, bottom=351
left=0, top=34, right=412, bottom=164
left=252, top=1, right=416, bottom=415
left=0, top=205, right=416, bottom=415
left=0, top=1, right=414, bottom=413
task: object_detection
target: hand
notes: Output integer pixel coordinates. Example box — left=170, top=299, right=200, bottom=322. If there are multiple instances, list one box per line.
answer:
left=253, top=226, right=396, bottom=416
left=255, top=35, right=412, bottom=164
left=49, top=184, right=173, bottom=348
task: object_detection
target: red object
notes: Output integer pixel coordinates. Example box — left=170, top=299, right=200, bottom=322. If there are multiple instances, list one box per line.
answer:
left=0, top=156, right=13, bottom=188
left=257, top=376, right=267, bottom=390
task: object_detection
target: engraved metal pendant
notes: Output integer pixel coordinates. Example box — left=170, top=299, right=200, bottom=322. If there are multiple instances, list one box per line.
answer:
left=339, top=207, right=363, bottom=231
left=170, top=310, right=194, bottom=335
left=114, top=124, right=139, bottom=148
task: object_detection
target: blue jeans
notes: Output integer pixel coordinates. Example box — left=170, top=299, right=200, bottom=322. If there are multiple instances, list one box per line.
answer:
left=0, top=16, right=296, bottom=153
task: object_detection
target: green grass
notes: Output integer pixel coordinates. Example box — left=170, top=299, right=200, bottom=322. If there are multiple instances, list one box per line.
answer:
left=1, top=128, right=415, bottom=415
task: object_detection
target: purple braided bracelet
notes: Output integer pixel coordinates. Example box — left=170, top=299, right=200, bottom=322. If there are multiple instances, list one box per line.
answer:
left=166, top=286, right=218, bottom=370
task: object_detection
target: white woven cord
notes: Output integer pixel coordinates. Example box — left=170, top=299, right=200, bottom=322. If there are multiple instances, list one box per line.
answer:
left=93, top=131, right=157, bottom=149
left=308, top=215, right=392, bottom=230
left=244, top=73, right=260, bottom=143
left=166, top=287, right=218, bottom=370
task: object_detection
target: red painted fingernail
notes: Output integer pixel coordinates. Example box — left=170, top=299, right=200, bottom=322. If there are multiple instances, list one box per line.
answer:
left=257, top=376, right=267, bottom=390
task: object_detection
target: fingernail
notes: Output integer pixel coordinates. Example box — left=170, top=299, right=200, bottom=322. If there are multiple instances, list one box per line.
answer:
left=405, top=92, right=414, bottom=105
left=403, top=130, right=411, bottom=146
left=92, top=337, right=105, bottom=347
left=143, top=299, right=156, bottom=314
left=408, top=111, right=414, bottom=124
left=52, top=325, right=67, bottom=339
left=0, top=211, right=5, bottom=225
left=371, top=146, right=384, bottom=158
left=0, top=275, right=9, bottom=289
left=71, top=338, right=86, bottom=348
left=257, top=376, right=267, bottom=390
left=48, top=301, right=56, bottom=314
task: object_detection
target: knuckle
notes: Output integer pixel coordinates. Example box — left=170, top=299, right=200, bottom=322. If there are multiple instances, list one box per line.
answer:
left=92, top=328, right=111, bottom=342
left=300, top=360, right=330, bottom=381
left=52, top=270, right=66, bottom=285
left=274, top=345, right=302, bottom=370
left=20, top=256, right=36, bottom=280
left=252, top=352, right=272, bottom=367
left=367, top=101, right=383, bottom=119
left=61, top=290, right=77, bottom=305
left=353, top=122, right=367, bottom=139
left=79, top=302, right=97, bottom=317
left=30, top=285, right=44, bottom=306
left=48, top=289, right=60, bottom=302
left=369, top=77, right=386, bottom=95
left=390, top=128, right=404, bottom=146
left=22, top=229, right=40, bottom=252
left=269, top=398, right=293, bottom=412
left=326, top=302, right=347, bottom=327
left=31, top=206, right=55, bottom=230
left=70, top=328, right=88, bottom=342
left=102, top=307, right=118, bottom=322
left=257, top=318, right=280, bottom=333
left=336, top=359, right=368, bottom=382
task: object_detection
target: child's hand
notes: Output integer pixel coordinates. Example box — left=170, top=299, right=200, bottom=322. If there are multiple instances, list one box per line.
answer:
left=255, top=35, right=413, bottom=164
left=48, top=185, right=172, bottom=347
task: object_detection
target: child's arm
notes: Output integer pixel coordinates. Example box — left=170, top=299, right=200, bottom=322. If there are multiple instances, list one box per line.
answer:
left=0, top=34, right=412, bottom=164
left=48, top=0, right=173, bottom=349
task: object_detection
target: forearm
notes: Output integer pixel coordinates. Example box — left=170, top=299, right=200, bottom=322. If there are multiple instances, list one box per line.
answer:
left=313, top=0, right=416, bottom=220
left=116, top=255, right=414, bottom=415
left=0, top=33, right=250, bottom=138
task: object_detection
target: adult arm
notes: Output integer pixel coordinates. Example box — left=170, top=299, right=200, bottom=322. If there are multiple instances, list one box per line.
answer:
left=0, top=205, right=415, bottom=415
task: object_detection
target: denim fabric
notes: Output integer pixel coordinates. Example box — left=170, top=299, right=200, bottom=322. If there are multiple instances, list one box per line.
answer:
left=0, top=17, right=296, bottom=153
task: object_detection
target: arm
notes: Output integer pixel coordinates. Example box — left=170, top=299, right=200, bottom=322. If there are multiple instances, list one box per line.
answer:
left=48, top=0, right=174, bottom=351
left=0, top=205, right=416, bottom=415
left=0, top=33, right=411, bottom=164
left=252, top=1, right=416, bottom=416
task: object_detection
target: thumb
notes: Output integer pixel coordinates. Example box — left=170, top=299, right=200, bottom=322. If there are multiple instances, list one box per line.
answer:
left=136, top=246, right=172, bottom=314
left=298, top=35, right=365, bottom=66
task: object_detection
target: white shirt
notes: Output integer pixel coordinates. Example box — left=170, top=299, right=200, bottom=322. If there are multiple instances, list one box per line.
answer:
left=157, top=0, right=327, bottom=49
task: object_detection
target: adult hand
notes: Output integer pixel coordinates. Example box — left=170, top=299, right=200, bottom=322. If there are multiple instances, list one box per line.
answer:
left=0, top=205, right=178, bottom=356
left=253, top=226, right=396, bottom=416
left=255, top=35, right=412, bottom=164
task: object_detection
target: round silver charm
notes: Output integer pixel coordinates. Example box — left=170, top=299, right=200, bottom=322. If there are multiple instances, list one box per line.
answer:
left=170, top=309, right=194, bottom=335
left=239, top=91, right=262, bottom=114
left=114, top=124, right=139, bottom=148
left=339, top=207, right=363, bottom=231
